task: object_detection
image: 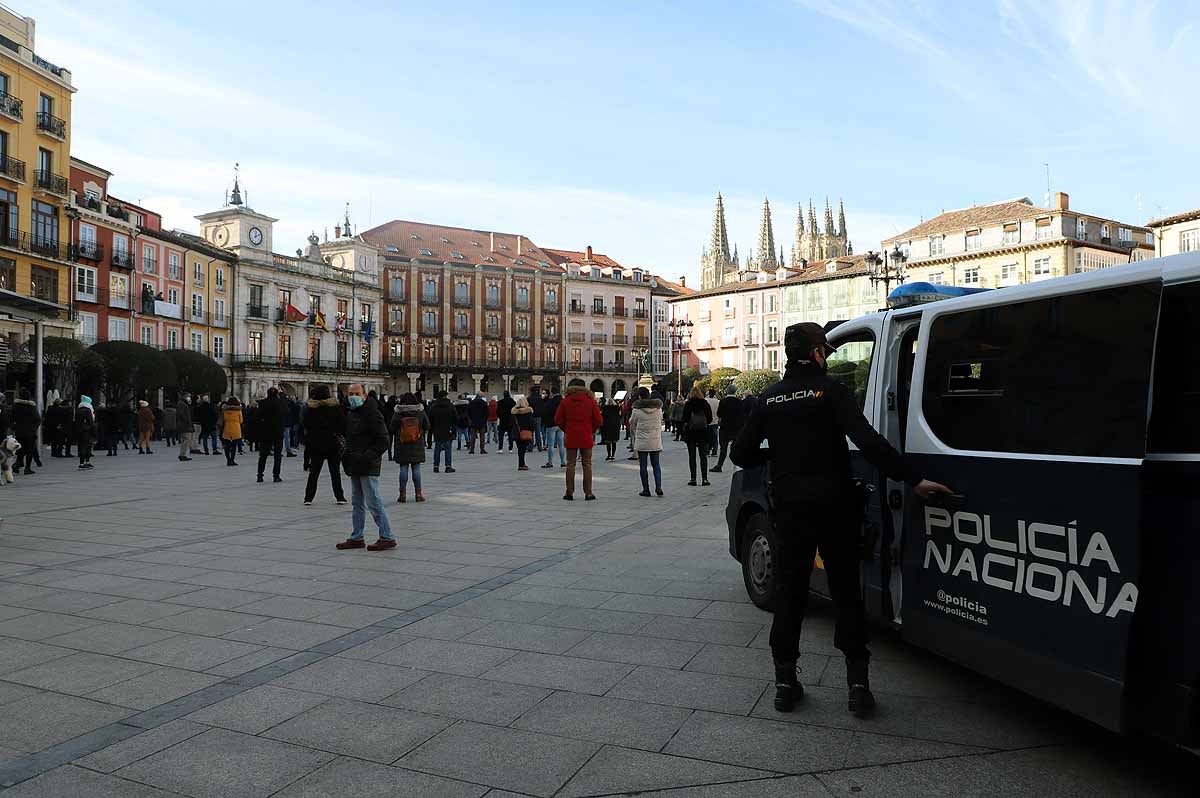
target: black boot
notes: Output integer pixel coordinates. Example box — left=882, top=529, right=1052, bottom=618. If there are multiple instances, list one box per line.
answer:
left=773, top=659, right=802, bottom=712
left=848, top=684, right=876, bottom=718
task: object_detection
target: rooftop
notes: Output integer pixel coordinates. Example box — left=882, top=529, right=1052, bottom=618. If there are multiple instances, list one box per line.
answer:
left=360, top=219, right=560, bottom=273
left=884, top=196, right=1151, bottom=244
left=1146, top=208, right=1200, bottom=229
left=669, top=254, right=871, bottom=301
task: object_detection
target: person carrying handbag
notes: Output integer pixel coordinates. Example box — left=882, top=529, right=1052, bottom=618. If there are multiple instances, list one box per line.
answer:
left=511, top=396, right=537, bottom=470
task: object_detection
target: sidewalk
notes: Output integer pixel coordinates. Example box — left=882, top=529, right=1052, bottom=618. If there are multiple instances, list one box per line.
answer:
left=0, top=438, right=1193, bottom=796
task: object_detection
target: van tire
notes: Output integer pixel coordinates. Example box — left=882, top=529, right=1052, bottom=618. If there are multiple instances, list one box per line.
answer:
left=741, top=512, right=779, bottom=612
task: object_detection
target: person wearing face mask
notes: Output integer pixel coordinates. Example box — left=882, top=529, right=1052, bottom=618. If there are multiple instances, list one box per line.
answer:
left=732, top=322, right=951, bottom=719
left=336, top=384, right=395, bottom=551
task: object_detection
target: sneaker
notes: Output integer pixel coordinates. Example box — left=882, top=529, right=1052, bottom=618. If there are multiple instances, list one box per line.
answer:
left=687, top=480, right=697, bottom=486
left=257, top=475, right=264, bottom=483
left=178, top=456, right=192, bottom=461
left=83, top=463, right=95, bottom=469
left=433, top=466, right=439, bottom=473
left=335, top=538, right=365, bottom=550
left=303, top=501, right=312, bottom=506
left=563, top=494, right=573, bottom=501
left=638, top=490, right=651, bottom=497
left=541, top=463, right=553, bottom=469
left=273, top=476, right=282, bottom=483
left=710, top=466, right=723, bottom=473
left=367, top=538, right=397, bottom=551
left=848, top=684, right=876, bottom=717
left=445, top=467, right=456, bottom=473
left=560, top=463, right=566, bottom=468
left=518, top=465, right=529, bottom=471
left=78, top=464, right=86, bottom=470
left=336, top=498, right=348, bottom=505
left=656, top=488, right=664, bottom=496
left=702, top=480, right=711, bottom=486
left=585, top=494, right=596, bottom=501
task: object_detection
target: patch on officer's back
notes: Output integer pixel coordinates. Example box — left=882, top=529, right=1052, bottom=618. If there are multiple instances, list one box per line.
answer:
left=765, top=390, right=823, bottom=404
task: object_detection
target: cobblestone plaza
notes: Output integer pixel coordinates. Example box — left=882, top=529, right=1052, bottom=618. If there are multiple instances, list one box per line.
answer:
left=0, top=446, right=1193, bottom=797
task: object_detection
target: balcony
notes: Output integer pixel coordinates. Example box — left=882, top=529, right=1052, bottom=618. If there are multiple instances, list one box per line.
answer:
left=36, top=111, right=67, bottom=139
left=485, top=297, right=502, bottom=309
left=590, top=305, right=607, bottom=316
left=723, top=308, right=736, bottom=318
left=69, top=242, right=104, bottom=262
left=698, top=311, right=711, bottom=321
left=193, top=275, right=204, bottom=287
left=27, top=233, right=62, bottom=259
left=543, top=330, right=560, bottom=342
left=590, top=333, right=607, bottom=344
left=74, top=285, right=99, bottom=304
left=106, top=204, right=130, bottom=222
left=513, top=330, right=532, bottom=341
left=633, top=336, right=649, bottom=347
left=211, top=314, right=228, bottom=328
left=229, top=355, right=381, bottom=373
left=108, top=287, right=131, bottom=310
left=569, top=301, right=586, bottom=314
left=387, top=289, right=405, bottom=302
left=246, top=303, right=269, bottom=320
left=190, top=308, right=206, bottom=323
left=420, top=293, right=439, bottom=306
left=612, top=307, right=628, bottom=317
left=420, top=325, right=439, bottom=336
left=611, top=334, right=629, bottom=345
left=543, top=299, right=560, bottom=312
left=484, top=327, right=501, bottom=339
left=567, top=332, right=586, bottom=343
left=452, top=295, right=472, bottom=308
left=0, top=91, right=21, bottom=120
left=75, top=193, right=102, bottom=212
left=111, top=250, right=134, bottom=269
left=154, top=301, right=183, bottom=320
left=142, top=258, right=158, bottom=275
left=515, top=300, right=530, bottom=311
left=34, top=170, right=68, bottom=197
left=387, top=320, right=405, bottom=334
left=453, top=327, right=470, bottom=338
left=0, top=155, right=25, bottom=183
left=631, top=308, right=648, bottom=319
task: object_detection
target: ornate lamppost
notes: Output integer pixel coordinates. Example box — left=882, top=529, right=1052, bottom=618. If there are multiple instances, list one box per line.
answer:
left=668, top=318, right=693, bottom=398
left=864, top=243, right=909, bottom=301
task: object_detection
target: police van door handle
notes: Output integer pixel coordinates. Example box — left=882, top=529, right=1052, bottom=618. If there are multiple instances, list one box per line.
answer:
left=887, top=391, right=896, bottom=411
left=888, top=489, right=903, bottom=509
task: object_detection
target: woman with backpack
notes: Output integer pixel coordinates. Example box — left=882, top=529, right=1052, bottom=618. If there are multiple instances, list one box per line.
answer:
left=629, top=386, right=664, bottom=496
left=682, top=386, right=712, bottom=486
left=510, top=395, right=537, bottom=470
left=599, top=397, right=622, bottom=461
left=390, top=392, right=429, bottom=502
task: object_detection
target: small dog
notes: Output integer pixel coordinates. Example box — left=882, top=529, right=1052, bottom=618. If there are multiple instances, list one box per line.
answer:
left=0, top=435, right=19, bottom=484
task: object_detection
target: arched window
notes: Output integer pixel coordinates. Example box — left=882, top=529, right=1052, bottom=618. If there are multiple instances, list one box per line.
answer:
left=487, top=344, right=499, bottom=363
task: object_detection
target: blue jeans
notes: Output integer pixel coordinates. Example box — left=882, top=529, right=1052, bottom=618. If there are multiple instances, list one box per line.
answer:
left=533, top=417, right=544, bottom=449
left=434, top=440, right=452, bottom=468
left=456, top=427, right=469, bottom=447
left=544, top=426, right=565, bottom=465
left=398, top=463, right=422, bottom=493
left=350, top=475, right=393, bottom=541
left=203, top=430, right=219, bottom=453
left=487, top=420, right=499, bottom=444
left=638, top=451, right=662, bottom=491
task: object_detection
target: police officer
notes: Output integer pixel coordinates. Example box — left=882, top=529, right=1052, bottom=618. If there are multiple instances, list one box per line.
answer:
left=732, top=322, right=950, bottom=717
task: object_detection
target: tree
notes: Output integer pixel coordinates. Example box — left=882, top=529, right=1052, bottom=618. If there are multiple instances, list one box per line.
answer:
left=164, top=349, right=227, bottom=399
left=90, top=341, right=176, bottom=405
left=42, top=336, right=106, bottom=401
left=696, top=366, right=740, bottom=394
left=733, top=369, right=781, bottom=396
left=659, top=367, right=700, bottom=397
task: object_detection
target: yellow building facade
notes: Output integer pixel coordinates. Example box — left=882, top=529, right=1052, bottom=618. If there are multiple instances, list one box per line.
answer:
left=0, top=7, right=76, bottom=384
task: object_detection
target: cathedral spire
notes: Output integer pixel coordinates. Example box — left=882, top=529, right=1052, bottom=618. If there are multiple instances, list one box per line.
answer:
left=754, top=197, right=777, bottom=271
left=838, top=199, right=847, bottom=238
left=792, top=202, right=805, bottom=266
left=732, top=243, right=739, bottom=265
left=824, top=197, right=835, bottom=240
left=710, top=193, right=731, bottom=262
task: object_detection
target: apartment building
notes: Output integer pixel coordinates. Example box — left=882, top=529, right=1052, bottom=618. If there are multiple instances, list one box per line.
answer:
left=1146, top=208, right=1200, bottom=258
left=883, top=193, right=1154, bottom=289
left=667, top=273, right=785, bottom=376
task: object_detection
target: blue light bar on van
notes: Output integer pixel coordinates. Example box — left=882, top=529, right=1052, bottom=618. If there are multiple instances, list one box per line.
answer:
left=887, top=281, right=991, bottom=308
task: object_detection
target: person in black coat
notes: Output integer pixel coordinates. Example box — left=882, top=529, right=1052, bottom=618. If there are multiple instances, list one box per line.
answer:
left=74, top=396, right=97, bottom=469
left=497, top=391, right=516, bottom=451
left=337, top=386, right=394, bottom=550
left=540, top=387, right=564, bottom=467
left=301, top=385, right=346, bottom=505
left=196, top=397, right=218, bottom=454
left=427, top=390, right=457, bottom=473
left=255, top=387, right=288, bottom=482
left=528, top=389, right=546, bottom=451
left=599, top=398, right=622, bottom=461
left=11, top=391, right=40, bottom=473
left=711, top=385, right=745, bottom=473
left=681, top=386, right=713, bottom=486
left=467, top=394, right=488, bottom=454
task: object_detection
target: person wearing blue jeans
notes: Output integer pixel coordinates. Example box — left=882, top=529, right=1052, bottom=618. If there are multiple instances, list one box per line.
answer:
left=397, top=463, right=422, bottom=500
left=336, top=385, right=395, bottom=551
left=629, top=386, right=665, bottom=497
left=533, top=417, right=544, bottom=451
left=542, top=425, right=565, bottom=467
left=434, top=440, right=453, bottom=471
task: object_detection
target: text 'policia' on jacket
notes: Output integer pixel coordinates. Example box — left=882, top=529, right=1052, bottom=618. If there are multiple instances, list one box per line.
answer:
left=730, top=360, right=922, bottom=503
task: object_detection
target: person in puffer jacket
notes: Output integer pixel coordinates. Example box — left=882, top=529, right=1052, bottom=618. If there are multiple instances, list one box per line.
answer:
left=554, top=379, right=602, bottom=500
left=389, top=393, right=429, bottom=503
left=628, top=386, right=664, bottom=496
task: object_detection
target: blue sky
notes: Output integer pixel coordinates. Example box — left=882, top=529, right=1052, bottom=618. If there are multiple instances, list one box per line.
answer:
left=32, top=0, right=1199, bottom=284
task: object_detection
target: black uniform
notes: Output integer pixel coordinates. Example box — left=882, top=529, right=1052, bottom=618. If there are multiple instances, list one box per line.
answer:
left=731, top=358, right=922, bottom=688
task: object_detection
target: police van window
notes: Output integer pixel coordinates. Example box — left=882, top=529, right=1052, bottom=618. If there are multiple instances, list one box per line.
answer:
left=922, top=282, right=1159, bottom=458
left=827, top=334, right=875, bottom=411
left=1148, top=281, right=1200, bottom=452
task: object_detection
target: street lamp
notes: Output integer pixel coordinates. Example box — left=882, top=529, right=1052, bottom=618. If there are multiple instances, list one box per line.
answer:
left=668, top=318, right=693, bottom=398
left=864, top=243, right=908, bottom=299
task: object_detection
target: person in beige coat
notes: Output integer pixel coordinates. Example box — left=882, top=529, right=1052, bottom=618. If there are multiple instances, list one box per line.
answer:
left=628, top=386, right=664, bottom=497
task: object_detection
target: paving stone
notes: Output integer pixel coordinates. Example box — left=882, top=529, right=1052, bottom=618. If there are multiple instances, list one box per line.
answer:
left=163, top=587, right=274, bottom=610
left=566, top=775, right=832, bottom=797
left=482, top=651, right=633, bottom=695
left=234, top=596, right=348, bottom=621
left=269, top=656, right=426, bottom=702
left=697, top=600, right=773, bottom=624
left=4, top=652, right=161, bottom=695
left=446, top=596, right=557, bottom=622
left=74, top=719, right=209, bottom=773
left=0, top=611, right=105, bottom=641
left=337, top=630, right=414, bottom=660
left=77, top=599, right=192, bottom=625
left=1, top=765, right=184, bottom=798
left=399, top=722, right=599, bottom=798
left=273, top=757, right=488, bottom=798
left=204, top=646, right=294, bottom=677
left=0, top=680, right=42, bottom=706
left=0, top=605, right=35, bottom=622
left=185, top=685, right=329, bottom=734
left=0, top=638, right=74, bottom=675
left=311, top=585, right=442, bottom=610
left=685, top=644, right=830, bottom=683
left=88, top=666, right=223, bottom=710
left=223, top=618, right=351, bottom=649
left=124, top=634, right=264, bottom=671
left=7, top=589, right=124, bottom=613
left=116, top=728, right=334, bottom=798
left=512, top=691, right=691, bottom=751
left=307, top=604, right=399, bottom=628
left=460, top=621, right=592, bottom=655
left=390, top=613, right=492, bottom=640
left=375, top=638, right=517, bottom=677
left=564, top=631, right=704, bottom=668
left=42, top=621, right=180, bottom=655
left=385, top=674, right=550, bottom=725
left=148, top=607, right=266, bottom=636
left=665, top=710, right=856, bottom=774
left=47, top=573, right=200, bottom=601
left=609, top=665, right=768, bottom=714
left=558, top=745, right=774, bottom=797
left=506, top=586, right=617, bottom=608
left=532, top=605, right=656, bottom=634
left=637, top=615, right=763, bottom=646
left=265, top=698, right=452, bottom=764
left=0, top=692, right=131, bottom=752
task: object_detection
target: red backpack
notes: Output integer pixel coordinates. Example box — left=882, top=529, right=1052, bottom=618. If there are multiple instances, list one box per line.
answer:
left=398, top=416, right=422, bottom=444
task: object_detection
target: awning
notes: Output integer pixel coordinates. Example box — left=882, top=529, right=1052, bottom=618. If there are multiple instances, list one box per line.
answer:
left=0, top=288, right=67, bottom=320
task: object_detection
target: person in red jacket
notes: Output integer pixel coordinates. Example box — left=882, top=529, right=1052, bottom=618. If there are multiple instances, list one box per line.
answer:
left=554, top=378, right=603, bottom=500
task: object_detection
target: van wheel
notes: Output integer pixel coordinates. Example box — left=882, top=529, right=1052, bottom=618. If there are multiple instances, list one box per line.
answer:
left=741, top=512, right=778, bottom=612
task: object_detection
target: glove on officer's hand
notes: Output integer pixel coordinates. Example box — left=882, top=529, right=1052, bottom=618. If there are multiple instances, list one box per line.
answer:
left=914, top=479, right=952, bottom=499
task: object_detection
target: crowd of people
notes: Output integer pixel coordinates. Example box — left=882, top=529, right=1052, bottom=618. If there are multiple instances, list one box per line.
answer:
left=0, top=379, right=756, bottom=543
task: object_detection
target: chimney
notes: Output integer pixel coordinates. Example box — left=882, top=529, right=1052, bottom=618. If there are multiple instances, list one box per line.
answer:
left=489, top=232, right=495, bottom=251
left=516, top=235, right=523, bottom=255
left=585, top=245, right=593, bottom=262
left=679, top=275, right=686, bottom=288
left=1054, top=191, right=1069, bottom=211
left=334, top=224, right=341, bottom=238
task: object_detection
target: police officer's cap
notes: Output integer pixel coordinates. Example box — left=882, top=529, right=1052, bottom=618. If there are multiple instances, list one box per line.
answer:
left=784, top=322, right=836, bottom=360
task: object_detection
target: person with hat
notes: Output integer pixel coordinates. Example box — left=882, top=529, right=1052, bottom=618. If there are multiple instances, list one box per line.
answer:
left=74, top=395, right=97, bottom=469
left=731, top=321, right=950, bottom=718
left=136, top=400, right=156, bottom=454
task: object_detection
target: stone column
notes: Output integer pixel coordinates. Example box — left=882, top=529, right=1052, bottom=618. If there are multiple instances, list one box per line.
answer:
left=471, top=373, right=484, bottom=395
left=406, top=372, right=420, bottom=394
left=502, top=373, right=512, bottom=393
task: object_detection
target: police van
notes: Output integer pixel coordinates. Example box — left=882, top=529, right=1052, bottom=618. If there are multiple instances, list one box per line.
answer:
left=725, top=251, right=1200, bottom=750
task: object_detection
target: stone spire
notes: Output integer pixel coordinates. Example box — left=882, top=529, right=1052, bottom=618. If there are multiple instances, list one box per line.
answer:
left=808, top=200, right=819, bottom=236
left=824, top=197, right=835, bottom=240
left=228, top=163, right=243, bottom=206
left=710, top=193, right=731, bottom=262
left=838, top=199, right=847, bottom=238
left=753, top=197, right=777, bottom=271
left=732, top=243, right=739, bottom=265
left=792, top=202, right=805, bottom=266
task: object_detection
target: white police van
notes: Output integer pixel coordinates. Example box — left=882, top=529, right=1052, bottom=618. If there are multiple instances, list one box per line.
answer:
left=725, top=251, right=1200, bottom=749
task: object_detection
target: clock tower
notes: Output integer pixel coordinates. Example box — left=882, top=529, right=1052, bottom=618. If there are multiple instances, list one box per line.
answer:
left=195, top=166, right=278, bottom=258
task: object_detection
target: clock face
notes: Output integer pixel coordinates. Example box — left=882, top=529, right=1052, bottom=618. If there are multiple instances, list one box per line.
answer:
left=213, top=226, right=229, bottom=247
left=249, top=227, right=264, bottom=246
